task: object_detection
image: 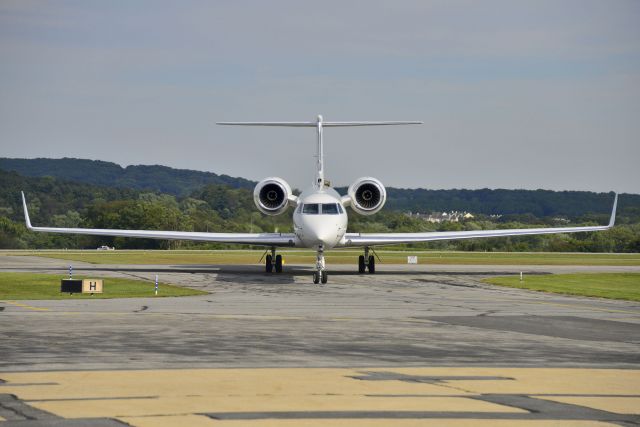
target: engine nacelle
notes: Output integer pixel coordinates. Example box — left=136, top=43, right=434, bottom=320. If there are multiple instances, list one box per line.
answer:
left=254, top=177, right=294, bottom=216
left=347, top=177, right=386, bottom=215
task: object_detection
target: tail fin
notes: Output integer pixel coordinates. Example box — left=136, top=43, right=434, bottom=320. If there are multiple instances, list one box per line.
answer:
left=217, top=115, right=422, bottom=189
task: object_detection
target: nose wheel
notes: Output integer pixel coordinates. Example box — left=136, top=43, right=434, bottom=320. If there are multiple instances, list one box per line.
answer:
left=314, top=246, right=328, bottom=284
left=313, top=270, right=327, bottom=284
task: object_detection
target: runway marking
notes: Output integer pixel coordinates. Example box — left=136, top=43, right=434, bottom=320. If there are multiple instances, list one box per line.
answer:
left=0, top=368, right=637, bottom=426
left=0, top=300, right=49, bottom=311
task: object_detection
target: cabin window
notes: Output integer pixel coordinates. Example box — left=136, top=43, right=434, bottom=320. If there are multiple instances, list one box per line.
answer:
left=302, top=203, right=320, bottom=214
left=321, top=203, right=339, bottom=215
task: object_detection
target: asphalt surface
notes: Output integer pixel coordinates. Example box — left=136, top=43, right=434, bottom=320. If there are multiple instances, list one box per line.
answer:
left=1, top=255, right=639, bottom=426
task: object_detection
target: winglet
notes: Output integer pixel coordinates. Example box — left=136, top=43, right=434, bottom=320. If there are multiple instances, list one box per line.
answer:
left=21, top=191, right=33, bottom=230
left=608, top=193, right=618, bottom=228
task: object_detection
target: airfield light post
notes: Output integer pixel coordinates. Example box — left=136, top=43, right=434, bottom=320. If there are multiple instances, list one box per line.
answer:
left=155, top=275, right=158, bottom=296
left=69, top=265, right=72, bottom=279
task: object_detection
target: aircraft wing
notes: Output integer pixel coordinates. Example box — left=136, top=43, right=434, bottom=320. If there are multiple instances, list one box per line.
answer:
left=343, top=194, right=618, bottom=247
left=21, top=192, right=296, bottom=247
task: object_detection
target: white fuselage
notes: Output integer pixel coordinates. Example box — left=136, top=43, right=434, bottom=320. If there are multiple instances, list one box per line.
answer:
left=293, top=187, right=348, bottom=249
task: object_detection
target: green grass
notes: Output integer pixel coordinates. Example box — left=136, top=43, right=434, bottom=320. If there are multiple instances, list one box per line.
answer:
left=483, top=273, right=640, bottom=301
left=0, top=272, right=207, bottom=300
left=2, top=249, right=639, bottom=266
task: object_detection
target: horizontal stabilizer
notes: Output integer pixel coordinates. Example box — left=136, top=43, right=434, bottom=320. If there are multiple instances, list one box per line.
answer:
left=217, top=121, right=422, bottom=127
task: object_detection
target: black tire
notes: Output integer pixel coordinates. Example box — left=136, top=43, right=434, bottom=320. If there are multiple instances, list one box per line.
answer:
left=275, top=255, right=283, bottom=273
left=358, top=255, right=366, bottom=273
left=368, top=255, right=375, bottom=273
left=321, top=271, right=328, bottom=284
left=313, top=271, right=320, bottom=284
left=266, top=254, right=273, bottom=273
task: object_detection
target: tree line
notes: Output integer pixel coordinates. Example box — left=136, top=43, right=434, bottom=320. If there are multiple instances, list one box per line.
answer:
left=1, top=169, right=638, bottom=252
left=3, top=157, right=638, bottom=220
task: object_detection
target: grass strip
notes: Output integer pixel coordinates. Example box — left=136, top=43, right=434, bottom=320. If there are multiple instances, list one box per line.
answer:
left=0, top=272, right=207, bottom=300
left=483, top=273, right=640, bottom=301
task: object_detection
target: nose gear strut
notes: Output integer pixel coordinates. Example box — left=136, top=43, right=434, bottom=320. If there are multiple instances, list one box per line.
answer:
left=313, top=245, right=327, bottom=284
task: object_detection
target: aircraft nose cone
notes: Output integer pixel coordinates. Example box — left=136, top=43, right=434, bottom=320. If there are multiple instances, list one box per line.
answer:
left=306, top=228, right=334, bottom=247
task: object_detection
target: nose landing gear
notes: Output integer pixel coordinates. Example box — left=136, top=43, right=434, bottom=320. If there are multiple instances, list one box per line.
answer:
left=313, top=245, right=328, bottom=284
left=358, top=246, right=376, bottom=274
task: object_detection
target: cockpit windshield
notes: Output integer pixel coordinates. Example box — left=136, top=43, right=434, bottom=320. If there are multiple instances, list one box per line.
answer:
left=322, top=203, right=339, bottom=214
left=301, top=203, right=343, bottom=215
left=302, top=203, right=319, bottom=214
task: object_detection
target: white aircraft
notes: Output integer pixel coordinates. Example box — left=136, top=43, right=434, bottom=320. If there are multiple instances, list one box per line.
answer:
left=21, top=115, right=618, bottom=283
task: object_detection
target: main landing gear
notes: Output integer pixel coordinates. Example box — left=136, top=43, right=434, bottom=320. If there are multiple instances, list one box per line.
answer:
left=313, top=245, right=328, bottom=284
left=265, top=247, right=283, bottom=273
left=358, top=246, right=376, bottom=274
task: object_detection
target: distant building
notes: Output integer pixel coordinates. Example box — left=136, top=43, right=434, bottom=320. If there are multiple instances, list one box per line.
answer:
left=407, top=210, right=478, bottom=223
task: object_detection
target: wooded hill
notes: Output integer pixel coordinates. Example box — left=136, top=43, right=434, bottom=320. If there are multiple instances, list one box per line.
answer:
left=1, top=159, right=638, bottom=252
left=2, top=157, right=638, bottom=218
left=0, top=157, right=255, bottom=195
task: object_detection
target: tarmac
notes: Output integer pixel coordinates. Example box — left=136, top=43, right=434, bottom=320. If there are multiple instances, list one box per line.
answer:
left=1, top=255, right=639, bottom=426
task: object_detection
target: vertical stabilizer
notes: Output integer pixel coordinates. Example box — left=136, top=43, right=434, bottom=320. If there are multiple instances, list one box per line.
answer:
left=316, top=115, right=324, bottom=189
left=217, top=116, right=422, bottom=189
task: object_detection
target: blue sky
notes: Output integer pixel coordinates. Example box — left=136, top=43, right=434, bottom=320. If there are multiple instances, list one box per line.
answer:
left=1, top=0, right=639, bottom=192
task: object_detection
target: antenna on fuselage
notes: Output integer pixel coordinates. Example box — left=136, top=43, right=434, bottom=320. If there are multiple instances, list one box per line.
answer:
left=217, top=116, right=423, bottom=189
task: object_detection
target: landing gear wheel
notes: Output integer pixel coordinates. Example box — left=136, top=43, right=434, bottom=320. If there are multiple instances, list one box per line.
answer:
left=266, top=254, right=273, bottom=273
left=358, top=255, right=366, bottom=273
left=368, top=255, right=375, bottom=273
left=313, top=271, right=320, bottom=284
left=275, top=255, right=283, bottom=273
left=321, top=271, right=328, bottom=284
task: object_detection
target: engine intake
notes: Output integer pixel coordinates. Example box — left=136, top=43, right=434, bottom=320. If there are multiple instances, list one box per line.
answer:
left=347, top=177, right=386, bottom=215
left=254, top=177, right=293, bottom=215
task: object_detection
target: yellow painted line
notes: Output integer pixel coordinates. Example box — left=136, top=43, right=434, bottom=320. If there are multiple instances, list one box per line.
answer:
left=374, top=368, right=640, bottom=395
left=0, top=415, right=5, bottom=421
left=1, top=368, right=637, bottom=424
left=0, top=368, right=473, bottom=400
left=31, top=396, right=524, bottom=419
left=537, top=396, right=640, bottom=415
left=120, top=418, right=620, bottom=427
left=0, top=301, right=48, bottom=311
left=120, top=415, right=216, bottom=427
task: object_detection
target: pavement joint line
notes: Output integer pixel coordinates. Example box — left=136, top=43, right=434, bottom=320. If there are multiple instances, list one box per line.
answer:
left=516, top=300, right=640, bottom=315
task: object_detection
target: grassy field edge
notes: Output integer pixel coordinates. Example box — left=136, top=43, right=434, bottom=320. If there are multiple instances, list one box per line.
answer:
left=482, top=273, right=640, bottom=302
left=0, top=272, right=207, bottom=300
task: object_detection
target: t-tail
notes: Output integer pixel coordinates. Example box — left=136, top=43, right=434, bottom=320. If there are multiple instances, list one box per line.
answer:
left=217, top=115, right=422, bottom=189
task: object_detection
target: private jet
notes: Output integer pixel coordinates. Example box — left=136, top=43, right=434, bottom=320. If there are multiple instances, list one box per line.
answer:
left=21, top=115, right=618, bottom=283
